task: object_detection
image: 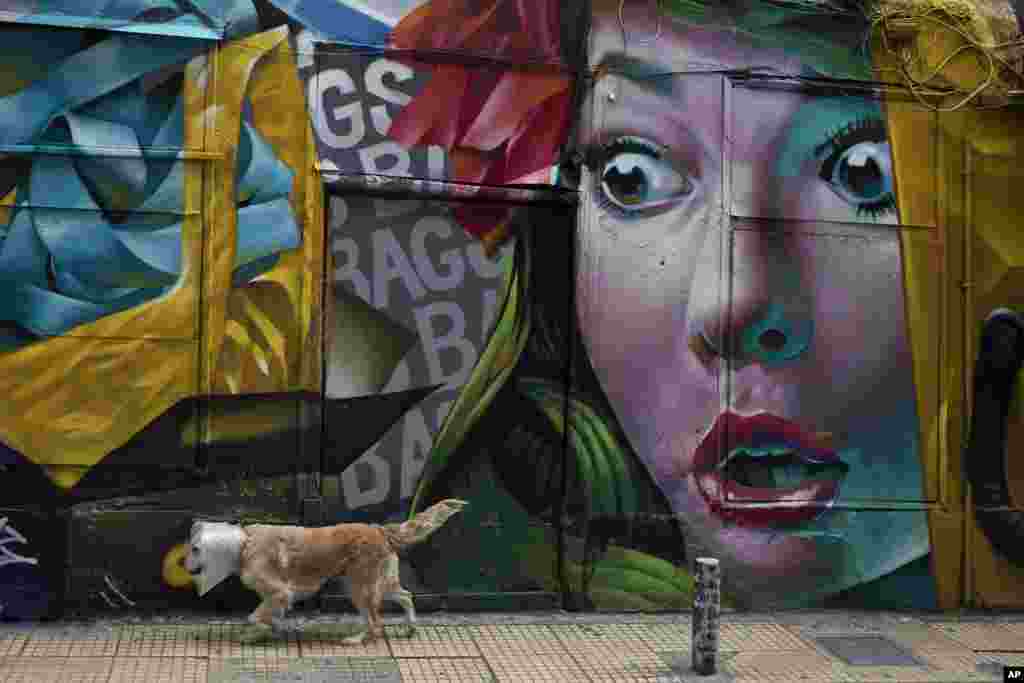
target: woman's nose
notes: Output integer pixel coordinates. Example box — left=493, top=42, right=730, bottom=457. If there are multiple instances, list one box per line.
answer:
left=688, top=228, right=814, bottom=368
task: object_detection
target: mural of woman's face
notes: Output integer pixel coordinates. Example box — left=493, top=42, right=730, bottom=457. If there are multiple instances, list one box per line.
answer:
left=577, top=1, right=930, bottom=604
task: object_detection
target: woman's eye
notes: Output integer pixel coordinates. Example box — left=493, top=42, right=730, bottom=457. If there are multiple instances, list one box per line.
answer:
left=818, top=119, right=895, bottom=218
left=828, top=140, right=892, bottom=206
left=598, top=138, right=693, bottom=214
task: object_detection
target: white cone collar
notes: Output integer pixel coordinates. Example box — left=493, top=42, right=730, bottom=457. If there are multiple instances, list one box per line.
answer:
left=188, top=521, right=245, bottom=597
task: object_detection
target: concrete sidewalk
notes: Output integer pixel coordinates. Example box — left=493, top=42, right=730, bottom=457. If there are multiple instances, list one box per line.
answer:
left=0, top=609, right=1021, bottom=682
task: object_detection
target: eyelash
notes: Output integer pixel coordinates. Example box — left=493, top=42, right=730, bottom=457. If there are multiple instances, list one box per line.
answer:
left=815, top=116, right=896, bottom=219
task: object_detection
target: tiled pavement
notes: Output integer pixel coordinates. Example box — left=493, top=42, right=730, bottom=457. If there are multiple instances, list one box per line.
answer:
left=0, top=611, right=1020, bottom=682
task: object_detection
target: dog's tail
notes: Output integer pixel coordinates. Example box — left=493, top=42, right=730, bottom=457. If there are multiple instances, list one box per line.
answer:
left=381, top=499, right=468, bottom=553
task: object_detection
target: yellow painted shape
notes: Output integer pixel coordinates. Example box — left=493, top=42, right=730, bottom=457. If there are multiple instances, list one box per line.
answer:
left=970, top=523, right=1024, bottom=607
left=200, top=28, right=290, bottom=398
left=162, top=542, right=195, bottom=590
left=0, top=187, right=15, bottom=225
left=209, top=31, right=324, bottom=397
left=962, top=115, right=1024, bottom=607
left=875, top=45, right=968, bottom=606
left=41, top=465, right=87, bottom=489
left=0, top=48, right=206, bottom=475
left=883, top=69, right=1024, bottom=605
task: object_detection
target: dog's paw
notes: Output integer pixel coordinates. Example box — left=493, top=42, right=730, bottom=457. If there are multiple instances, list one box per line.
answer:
left=269, top=623, right=292, bottom=637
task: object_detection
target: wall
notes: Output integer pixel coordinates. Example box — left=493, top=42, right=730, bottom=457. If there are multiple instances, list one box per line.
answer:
left=0, top=0, right=1022, bottom=618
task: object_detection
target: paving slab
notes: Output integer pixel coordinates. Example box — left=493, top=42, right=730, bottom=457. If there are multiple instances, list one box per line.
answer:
left=0, top=655, right=114, bottom=683
left=108, top=656, right=208, bottom=683
left=777, top=611, right=928, bottom=633
left=915, top=650, right=1012, bottom=681
left=207, top=657, right=401, bottom=683
left=930, top=622, right=1024, bottom=651
left=554, top=621, right=691, bottom=653
left=292, top=623, right=392, bottom=657
left=720, top=650, right=846, bottom=683
left=481, top=652, right=589, bottom=682
left=467, top=624, right=569, bottom=657
left=815, top=634, right=924, bottom=666
left=206, top=624, right=301, bottom=659
left=384, top=625, right=480, bottom=658
left=117, top=625, right=208, bottom=657
left=570, top=644, right=677, bottom=680
left=0, top=633, right=28, bottom=656
left=719, top=622, right=814, bottom=652
left=20, top=629, right=120, bottom=657
left=395, top=657, right=493, bottom=682
left=879, top=622, right=977, bottom=652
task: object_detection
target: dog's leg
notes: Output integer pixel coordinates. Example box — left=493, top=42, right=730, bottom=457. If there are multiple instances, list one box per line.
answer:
left=380, top=553, right=416, bottom=637
left=385, top=587, right=417, bottom=637
left=245, top=589, right=292, bottom=641
left=342, top=584, right=372, bottom=645
left=342, top=607, right=371, bottom=645
left=248, top=598, right=275, bottom=627
left=268, top=590, right=293, bottom=633
left=244, top=599, right=276, bottom=642
left=368, top=579, right=385, bottom=641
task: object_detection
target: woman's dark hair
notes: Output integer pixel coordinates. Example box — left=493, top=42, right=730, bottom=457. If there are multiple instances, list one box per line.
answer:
left=413, top=0, right=687, bottom=599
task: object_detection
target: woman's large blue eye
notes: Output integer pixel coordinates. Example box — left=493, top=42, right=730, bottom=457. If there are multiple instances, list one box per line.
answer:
left=829, top=140, right=893, bottom=206
left=599, top=138, right=693, bottom=213
left=817, top=119, right=895, bottom=218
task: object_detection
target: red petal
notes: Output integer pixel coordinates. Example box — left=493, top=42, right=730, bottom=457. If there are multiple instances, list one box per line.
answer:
left=500, top=89, right=571, bottom=182
left=479, top=145, right=508, bottom=185
left=515, top=0, right=560, bottom=59
left=454, top=66, right=505, bottom=147
left=386, top=65, right=470, bottom=148
left=450, top=148, right=493, bottom=184
left=450, top=0, right=503, bottom=50
left=389, top=0, right=458, bottom=49
left=461, top=71, right=568, bottom=150
left=453, top=204, right=513, bottom=239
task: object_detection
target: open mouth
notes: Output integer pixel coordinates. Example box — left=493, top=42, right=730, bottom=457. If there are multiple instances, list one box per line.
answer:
left=692, top=412, right=848, bottom=528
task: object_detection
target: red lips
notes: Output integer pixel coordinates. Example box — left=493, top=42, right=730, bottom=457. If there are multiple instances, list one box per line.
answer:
left=692, top=412, right=846, bottom=528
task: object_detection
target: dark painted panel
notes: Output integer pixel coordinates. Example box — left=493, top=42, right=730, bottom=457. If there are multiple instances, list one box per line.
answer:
left=0, top=507, right=68, bottom=620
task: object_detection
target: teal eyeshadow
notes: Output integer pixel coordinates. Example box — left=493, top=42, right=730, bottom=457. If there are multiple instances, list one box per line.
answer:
left=774, top=96, right=884, bottom=179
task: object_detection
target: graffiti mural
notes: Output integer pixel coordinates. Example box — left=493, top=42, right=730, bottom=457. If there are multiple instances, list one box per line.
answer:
left=570, top=0, right=938, bottom=607
left=0, top=0, right=1022, bottom=617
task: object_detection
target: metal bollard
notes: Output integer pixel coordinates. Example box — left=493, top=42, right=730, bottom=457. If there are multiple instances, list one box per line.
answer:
left=691, top=557, right=721, bottom=676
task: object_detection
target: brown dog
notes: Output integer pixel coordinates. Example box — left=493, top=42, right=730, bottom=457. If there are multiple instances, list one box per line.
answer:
left=185, top=499, right=467, bottom=643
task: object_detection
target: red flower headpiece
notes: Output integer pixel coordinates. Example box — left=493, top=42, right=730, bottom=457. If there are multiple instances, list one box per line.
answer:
left=388, top=0, right=573, bottom=255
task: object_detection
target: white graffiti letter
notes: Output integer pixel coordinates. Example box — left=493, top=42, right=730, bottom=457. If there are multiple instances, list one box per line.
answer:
left=372, top=228, right=426, bottom=308
left=310, top=68, right=365, bottom=150
left=333, top=235, right=371, bottom=303
left=358, top=141, right=411, bottom=176
left=0, top=518, right=38, bottom=569
left=365, top=58, right=413, bottom=135
left=341, top=447, right=391, bottom=508
left=400, top=407, right=433, bottom=499
left=414, top=301, right=477, bottom=386
left=411, top=216, right=465, bottom=291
